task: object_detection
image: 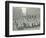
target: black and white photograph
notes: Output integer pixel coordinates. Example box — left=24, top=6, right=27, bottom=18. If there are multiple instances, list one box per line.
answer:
left=5, top=1, right=45, bottom=37
left=13, top=7, right=40, bottom=31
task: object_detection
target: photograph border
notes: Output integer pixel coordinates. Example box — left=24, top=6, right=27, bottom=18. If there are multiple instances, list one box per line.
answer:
left=5, top=1, right=45, bottom=37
